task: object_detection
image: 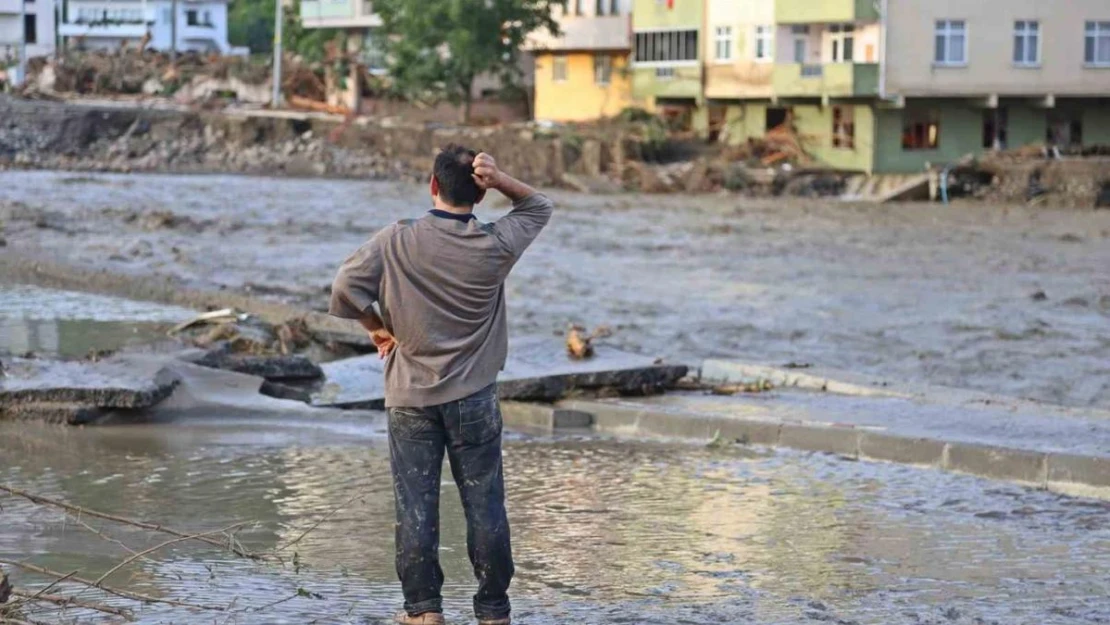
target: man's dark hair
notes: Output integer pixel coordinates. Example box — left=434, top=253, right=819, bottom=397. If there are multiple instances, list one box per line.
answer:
left=433, top=144, right=481, bottom=207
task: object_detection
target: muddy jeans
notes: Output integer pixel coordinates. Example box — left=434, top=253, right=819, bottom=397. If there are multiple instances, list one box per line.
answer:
left=388, top=383, right=513, bottom=620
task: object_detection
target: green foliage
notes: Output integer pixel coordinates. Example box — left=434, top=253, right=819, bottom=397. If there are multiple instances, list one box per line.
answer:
left=372, top=0, right=560, bottom=113
left=227, top=0, right=338, bottom=60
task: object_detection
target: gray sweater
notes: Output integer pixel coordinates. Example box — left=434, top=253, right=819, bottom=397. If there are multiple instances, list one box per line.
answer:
left=328, top=193, right=554, bottom=407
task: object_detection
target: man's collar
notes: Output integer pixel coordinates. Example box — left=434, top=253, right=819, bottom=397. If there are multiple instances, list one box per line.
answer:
left=429, top=209, right=476, bottom=223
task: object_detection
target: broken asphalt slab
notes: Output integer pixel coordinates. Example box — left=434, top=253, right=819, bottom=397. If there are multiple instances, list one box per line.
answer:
left=309, top=335, right=688, bottom=409
left=0, top=355, right=180, bottom=424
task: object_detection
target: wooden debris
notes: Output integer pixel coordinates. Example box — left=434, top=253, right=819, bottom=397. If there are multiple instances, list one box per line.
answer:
left=710, top=379, right=774, bottom=395
left=0, top=569, right=11, bottom=603
left=566, top=326, right=594, bottom=360
left=288, top=95, right=351, bottom=116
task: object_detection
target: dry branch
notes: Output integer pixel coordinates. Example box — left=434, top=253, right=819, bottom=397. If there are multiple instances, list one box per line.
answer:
left=0, top=560, right=224, bottom=612
left=0, top=485, right=262, bottom=560
left=11, top=589, right=132, bottom=620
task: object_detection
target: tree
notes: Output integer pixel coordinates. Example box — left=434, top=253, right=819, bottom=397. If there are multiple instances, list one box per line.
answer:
left=372, top=0, right=560, bottom=123
left=228, top=0, right=339, bottom=61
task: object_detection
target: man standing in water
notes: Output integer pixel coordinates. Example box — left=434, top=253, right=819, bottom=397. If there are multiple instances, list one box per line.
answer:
left=328, top=146, right=554, bottom=625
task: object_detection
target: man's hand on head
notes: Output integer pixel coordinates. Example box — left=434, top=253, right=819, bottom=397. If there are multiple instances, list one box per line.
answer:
left=471, top=153, right=503, bottom=191
left=369, top=328, right=396, bottom=360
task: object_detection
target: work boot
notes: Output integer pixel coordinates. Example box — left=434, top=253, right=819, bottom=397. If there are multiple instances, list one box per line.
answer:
left=393, top=611, right=445, bottom=625
left=477, top=618, right=510, bottom=625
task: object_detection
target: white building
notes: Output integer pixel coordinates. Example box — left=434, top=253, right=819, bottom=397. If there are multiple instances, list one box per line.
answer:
left=0, top=0, right=57, bottom=62
left=58, top=0, right=239, bottom=54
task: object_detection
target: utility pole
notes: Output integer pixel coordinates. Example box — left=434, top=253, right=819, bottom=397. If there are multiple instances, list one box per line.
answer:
left=170, top=0, right=177, bottom=62
left=18, top=0, right=27, bottom=85
left=271, top=0, right=283, bottom=107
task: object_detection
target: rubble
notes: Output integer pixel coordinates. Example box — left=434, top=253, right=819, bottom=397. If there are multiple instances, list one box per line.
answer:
left=310, top=334, right=688, bottom=409
left=0, top=356, right=180, bottom=424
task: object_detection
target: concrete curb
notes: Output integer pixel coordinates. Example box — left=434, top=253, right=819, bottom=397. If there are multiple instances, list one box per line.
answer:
left=547, top=399, right=1110, bottom=501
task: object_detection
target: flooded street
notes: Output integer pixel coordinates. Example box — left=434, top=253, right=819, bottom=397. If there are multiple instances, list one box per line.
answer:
left=2, top=419, right=1108, bottom=624
left=2, top=173, right=1110, bottom=623
left=2, top=171, right=1109, bottom=409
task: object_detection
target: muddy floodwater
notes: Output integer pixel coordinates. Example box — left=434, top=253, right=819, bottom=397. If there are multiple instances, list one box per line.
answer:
left=3, top=171, right=1109, bottom=409
left=2, top=419, right=1109, bottom=625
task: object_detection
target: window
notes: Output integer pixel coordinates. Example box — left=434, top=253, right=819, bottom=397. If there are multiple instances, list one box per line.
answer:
left=830, top=24, right=854, bottom=62
left=1086, top=21, right=1110, bottom=66
left=832, top=106, right=855, bottom=149
left=186, top=9, right=199, bottom=25
left=574, top=0, right=582, bottom=16
left=23, top=14, right=36, bottom=44
left=594, top=54, right=612, bottom=85
left=983, top=108, right=1009, bottom=150
left=610, top=0, right=619, bottom=14
left=656, top=66, right=675, bottom=80
left=714, top=26, right=733, bottom=62
left=634, top=30, right=699, bottom=63
left=902, top=110, right=940, bottom=150
left=754, top=25, right=773, bottom=62
left=792, top=25, right=809, bottom=63
left=1012, top=20, right=1039, bottom=65
left=596, top=0, right=605, bottom=15
left=552, top=55, right=568, bottom=82
left=934, top=20, right=967, bottom=65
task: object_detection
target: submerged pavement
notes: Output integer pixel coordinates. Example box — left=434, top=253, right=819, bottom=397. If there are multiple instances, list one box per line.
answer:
left=1, top=419, right=1108, bottom=625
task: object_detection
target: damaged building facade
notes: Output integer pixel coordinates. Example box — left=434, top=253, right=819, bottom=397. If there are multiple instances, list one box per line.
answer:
left=530, top=0, right=1110, bottom=174
left=57, top=0, right=240, bottom=54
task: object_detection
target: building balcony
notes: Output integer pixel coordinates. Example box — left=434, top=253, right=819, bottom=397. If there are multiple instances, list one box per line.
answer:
left=772, top=62, right=878, bottom=98
left=59, top=21, right=151, bottom=38
left=632, top=64, right=701, bottom=100
left=300, top=0, right=381, bottom=29
left=525, top=14, right=631, bottom=52
left=774, top=0, right=878, bottom=24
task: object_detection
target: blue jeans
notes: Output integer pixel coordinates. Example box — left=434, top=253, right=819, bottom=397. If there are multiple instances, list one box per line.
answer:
left=387, top=384, right=513, bottom=620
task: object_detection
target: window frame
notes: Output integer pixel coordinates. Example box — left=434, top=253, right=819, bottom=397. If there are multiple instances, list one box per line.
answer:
left=934, top=19, right=968, bottom=67
left=1086, top=21, right=1110, bottom=67
left=633, top=29, right=701, bottom=67
left=1013, top=20, right=1040, bottom=67
left=594, top=53, right=613, bottom=85
left=902, top=110, right=941, bottom=151
left=552, top=54, right=569, bottom=82
left=832, top=106, right=855, bottom=150
left=714, top=25, right=733, bottom=63
left=830, top=23, right=855, bottom=62
left=754, top=25, right=773, bottom=63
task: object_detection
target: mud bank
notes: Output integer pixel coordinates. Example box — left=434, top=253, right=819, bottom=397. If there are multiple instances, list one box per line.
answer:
left=0, top=97, right=627, bottom=187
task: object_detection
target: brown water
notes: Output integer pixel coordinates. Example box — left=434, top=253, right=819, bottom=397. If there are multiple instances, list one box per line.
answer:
left=2, top=418, right=1108, bottom=624
left=2, top=172, right=1109, bottom=409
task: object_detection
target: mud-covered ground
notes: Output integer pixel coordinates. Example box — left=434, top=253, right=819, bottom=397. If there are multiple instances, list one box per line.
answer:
left=2, top=171, right=1109, bottom=408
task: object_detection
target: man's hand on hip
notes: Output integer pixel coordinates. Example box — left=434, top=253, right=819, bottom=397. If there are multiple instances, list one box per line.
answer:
left=369, top=328, right=396, bottom=359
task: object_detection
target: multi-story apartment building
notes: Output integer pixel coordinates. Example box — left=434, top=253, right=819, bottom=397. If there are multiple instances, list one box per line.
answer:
left=630, top=0, right=704, bottom=126
left=1, top=0, right=56, bottom=64
left=526, top=0, right=636, bottom=122
left=702, top=0, right=1110, bottom=173
left=876, top=0, right=1110, bottom=173
left=58, top=0, right=238, bottom=54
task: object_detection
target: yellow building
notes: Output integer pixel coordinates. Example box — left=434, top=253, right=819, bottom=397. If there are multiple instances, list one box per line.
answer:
left=526, top=0, right=637, bottom=122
